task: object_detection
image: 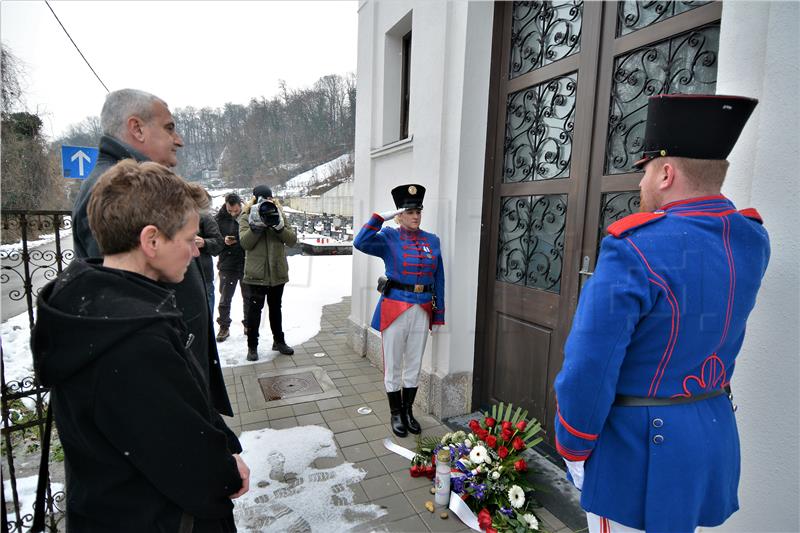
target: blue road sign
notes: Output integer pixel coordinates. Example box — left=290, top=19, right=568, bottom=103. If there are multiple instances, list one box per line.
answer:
left=61, top=145, right=99, bottom=179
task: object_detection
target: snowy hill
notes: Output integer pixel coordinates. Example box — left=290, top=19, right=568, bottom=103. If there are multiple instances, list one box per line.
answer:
left=275, top=153, right=353, bottom=198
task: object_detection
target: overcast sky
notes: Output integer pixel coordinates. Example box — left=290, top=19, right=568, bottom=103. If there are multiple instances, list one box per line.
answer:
left=1, top=1, right=358, bottom=140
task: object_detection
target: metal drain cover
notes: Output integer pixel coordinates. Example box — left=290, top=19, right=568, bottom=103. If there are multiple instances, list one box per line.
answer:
left=258, top=371, right=324, bottom=401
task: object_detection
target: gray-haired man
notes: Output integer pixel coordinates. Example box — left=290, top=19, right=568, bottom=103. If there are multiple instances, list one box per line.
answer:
left=71, top=89, right=236, bottom=425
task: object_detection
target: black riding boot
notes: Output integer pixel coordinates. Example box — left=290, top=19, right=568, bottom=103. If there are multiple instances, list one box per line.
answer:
left=402, top=387, right=421, bottom=434
left=387, top=391, right=407, bottom=437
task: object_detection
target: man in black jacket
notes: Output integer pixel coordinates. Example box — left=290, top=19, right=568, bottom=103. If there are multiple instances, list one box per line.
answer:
left=71, top=89, right=233, bottom=417
left=214, top=193, right=250, bottom=342
left=34, top=160, right=249, bottom=531
left=198, top=210, right=224, bottom=313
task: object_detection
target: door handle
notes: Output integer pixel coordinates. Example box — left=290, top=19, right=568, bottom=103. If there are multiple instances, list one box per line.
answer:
left=578, top=255, right=593, bottom=277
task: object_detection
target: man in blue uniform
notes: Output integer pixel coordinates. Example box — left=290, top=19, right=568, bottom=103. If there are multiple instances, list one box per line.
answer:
left=354, top=184, right=445, bottom=437
left=554, top=95, right=770, bottom=533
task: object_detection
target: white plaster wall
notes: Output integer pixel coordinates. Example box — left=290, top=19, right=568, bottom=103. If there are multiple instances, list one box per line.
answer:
left=351, top=0, right=494, bottom=381
left=717, top=2, right=800, bottom=531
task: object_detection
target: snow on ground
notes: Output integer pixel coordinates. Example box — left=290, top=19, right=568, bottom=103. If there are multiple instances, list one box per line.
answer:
left=1, top=311, right=36, bottom=387
left=3, top=475, right=64, bottom=518
left=276, top=153, right=353, bottom=197
left=0, top=232, right=59, bottom=256
left=234, top=426, right=384, bottom=531
left=214, top=254, right=352, bottom=366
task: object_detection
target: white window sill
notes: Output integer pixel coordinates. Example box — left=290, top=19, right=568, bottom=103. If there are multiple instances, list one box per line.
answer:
left=370, top=135, right=413, bottom=159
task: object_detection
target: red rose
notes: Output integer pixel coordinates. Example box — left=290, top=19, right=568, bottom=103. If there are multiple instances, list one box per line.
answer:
left=431, top=455, right=436, bottom=466
left=514, top=459, right=528, bottom=472
left=484, top=417, right=496, bottom=428
left=476, top=428, right=489, bottom=441
left=516, top=420, right=527, bottom=431
left=469, top=419, right=481, bottom=432
left=500, top=428, right=513, bottom=442
left=425, top=466, right=436, bottom=479
left=501, top=421, right=512, bottom=431
left=512, top=436, right=525, bottom=451
left=477, top=508, right=492, bottom=530
left=497, top=446, right=509, bottom=459
left=486, top=435, right=497, bottom=448
left=410, top=465, right=420, bottom=477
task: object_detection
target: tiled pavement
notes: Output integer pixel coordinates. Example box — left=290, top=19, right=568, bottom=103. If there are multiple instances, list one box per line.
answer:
left=221, top=297, right=577, bottom=533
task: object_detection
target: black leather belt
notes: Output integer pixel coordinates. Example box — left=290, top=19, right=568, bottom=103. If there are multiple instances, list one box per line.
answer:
left=387, top=279, right=433, bottom=294
left=614, top=386, right=731, bottom=407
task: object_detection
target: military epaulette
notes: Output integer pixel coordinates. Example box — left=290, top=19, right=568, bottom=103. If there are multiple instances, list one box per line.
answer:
left=607, top=211, right=666, bottom=238
left=738, top=208, right=763, bottom=224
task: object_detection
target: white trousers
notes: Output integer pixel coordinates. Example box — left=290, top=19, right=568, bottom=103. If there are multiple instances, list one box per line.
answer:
left=587, top=513, right=702, bottom=533
left=381, top=304, right=429, bottom=392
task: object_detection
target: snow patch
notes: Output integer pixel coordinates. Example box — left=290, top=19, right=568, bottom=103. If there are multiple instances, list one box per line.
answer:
left=3, top=475, right=64, bottom=519
left=235, top=426, right=384, bottom=531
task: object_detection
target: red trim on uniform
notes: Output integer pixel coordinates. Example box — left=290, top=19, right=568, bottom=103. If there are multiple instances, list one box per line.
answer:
left=402, top=271, right=426, bottom=276
left=602, top=517, right=610, bottom=533
left=673, top=355, right=728, bottom=398
left=673, top=209, right=737, bottom=218
left=557, top=408, right=598, bottom=441
left=555, top=436, right=591, bottom=461
left=660, top=195, right=726, bottom=210
left=625, top=238, right=681, bottom=397
left=372, top=213, right=385, bottom=222
left=364, top=224, right=381, bottom=231
left=739, top=207, right=763, bottom=224
left=717, top=217, right=736, bottom=351
left=607, top=212, right=665, bottom=237
left=380, top=298, right=414, bottom=331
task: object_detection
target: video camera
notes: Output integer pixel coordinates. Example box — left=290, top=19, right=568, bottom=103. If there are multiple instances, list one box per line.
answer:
left=257, top=198, right=281, bottom=227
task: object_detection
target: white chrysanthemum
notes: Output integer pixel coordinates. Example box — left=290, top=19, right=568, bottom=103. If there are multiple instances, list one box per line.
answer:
left=522, top=513, right=539, bottom=530
left=454, top=430, right=466, bottom=441
left=469, top=445, right=487, bottom=464
left=464, top=439, right=472, bottom=448
left=441, top=433, right=452, bottom=444
left=508, top=485, right=525, bottom=509
left=491, top=470, right=500, bottom=480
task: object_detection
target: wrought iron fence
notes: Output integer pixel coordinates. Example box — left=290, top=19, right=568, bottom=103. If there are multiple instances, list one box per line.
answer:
left=1, top=209, right=72, bottom=532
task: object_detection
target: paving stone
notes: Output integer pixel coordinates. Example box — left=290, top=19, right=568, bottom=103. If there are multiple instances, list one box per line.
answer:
left=266, top=405, right=294, bottom=420
left=269, top=416, right=298, bottom=429
left=366, top=492, right=417, bottom=523
left=380, top=451, right=413, bottom=474
left=353, top=413, right=383, bottom=428
left=340, top=394, right=365, bottom=407
left=361, top=473, right=402, bottom=500
left=336, top=429, right=367, bottom=447
left=322, top=408, right=350, bottom=423
left=296, top=412, right=325, bottom=426
left=328, top=418, right=358, bottom=433
left=337, top=385, right=357, bottom=396
left=342, top=443, right=376, bottom=463
left=313, top=452, right=345, bottom=469
left=361, top=424, right=391, bottom=442
left=327, top=370, right=346, bottom=379
left=349, top=374, right=372, bottom=384
left=291, top=402, right=320, bottom=416
left=362, top=390, right=387, bottom=402
left=238, top=409, right=269, bottom=425
left=354, top=457, right=388, bottom=480
left=354, top=382, right=376, bottom=393
left=368, top=439, right=393, bottom=458
left=391, top=469, right=434, bottom=493
left=380, top=514, right=430, bottom=533
left=316, top=398, right=343, bottom=411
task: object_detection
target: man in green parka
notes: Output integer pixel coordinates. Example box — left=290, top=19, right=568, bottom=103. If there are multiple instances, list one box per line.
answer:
left=239, top=185, right=297, bottom=360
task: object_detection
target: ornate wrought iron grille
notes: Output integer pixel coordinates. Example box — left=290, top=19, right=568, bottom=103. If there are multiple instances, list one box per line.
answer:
left=597, top=191, right=641, bottom=251
left=509, top=1, right=584, bottom=78
left=497, top=194, right=567, bottom=293
left=604, top=24, right=719, bottom=174
left=617, top=1, right=712, bottom=37
left=1, top=210, right=72, bottom=532
left=504, top=74, right=578, bottom=183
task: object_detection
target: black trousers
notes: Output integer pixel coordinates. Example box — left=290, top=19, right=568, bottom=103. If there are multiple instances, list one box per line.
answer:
left=243, top=282, right=285, bottom=348
left=216, top=270, right=250, bottom=328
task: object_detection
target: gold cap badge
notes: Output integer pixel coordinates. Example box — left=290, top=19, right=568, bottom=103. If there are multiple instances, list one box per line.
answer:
left=408, top=185, right=417, bottom=195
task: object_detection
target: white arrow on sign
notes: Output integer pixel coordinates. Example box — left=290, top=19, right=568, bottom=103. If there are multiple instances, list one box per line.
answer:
left=70, top=150, right=92, bottom=177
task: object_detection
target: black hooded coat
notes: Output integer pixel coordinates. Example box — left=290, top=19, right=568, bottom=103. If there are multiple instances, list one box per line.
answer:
left=32, top=259, right=242, bottom=532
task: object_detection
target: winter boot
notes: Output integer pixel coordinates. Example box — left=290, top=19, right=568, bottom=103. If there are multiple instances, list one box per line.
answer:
left=401, top=387, right=421, bottom=434
left=246, top=346, right=259, bottom=361
left=215, top=326, right=230, bottom=342
left=272, top=333, right=294, bottom=355
left=387, top=391, right=407, bottom=438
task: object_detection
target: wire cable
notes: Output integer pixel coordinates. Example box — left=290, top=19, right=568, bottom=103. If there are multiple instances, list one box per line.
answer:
left=43, top=0, right=109, bottom=93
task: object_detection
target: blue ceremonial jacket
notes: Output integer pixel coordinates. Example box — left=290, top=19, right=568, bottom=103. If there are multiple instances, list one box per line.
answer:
left=554, top=196, right=770, bottom=532
left=353, top=213, right=445, bottom=331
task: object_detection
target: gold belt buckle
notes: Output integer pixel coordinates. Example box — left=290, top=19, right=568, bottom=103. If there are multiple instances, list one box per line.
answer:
left=413, top=284, right=424, bottom=293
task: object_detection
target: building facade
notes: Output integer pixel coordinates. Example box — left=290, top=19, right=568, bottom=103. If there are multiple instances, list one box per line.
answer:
left=349, top=2, right=798, bottom=531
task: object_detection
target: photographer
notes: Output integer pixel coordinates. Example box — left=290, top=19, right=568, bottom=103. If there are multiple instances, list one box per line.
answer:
left=239, top=185, right=297, bottom=361
left=215, top=193, right=250, bottom=342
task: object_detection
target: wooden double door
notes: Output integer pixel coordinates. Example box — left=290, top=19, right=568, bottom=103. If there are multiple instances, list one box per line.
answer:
left=474, top=1, right=723, bottom=445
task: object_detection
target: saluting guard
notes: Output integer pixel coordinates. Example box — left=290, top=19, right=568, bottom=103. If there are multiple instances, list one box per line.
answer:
left=354, top=184, right=445, bottom=437
left=554, top=95, right=770, bottom=533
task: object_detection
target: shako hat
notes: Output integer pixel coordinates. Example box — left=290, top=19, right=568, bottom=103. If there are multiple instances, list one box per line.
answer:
left=391, top=184, right=426, bottom=210
left=634, top=94, right=758, bottom=169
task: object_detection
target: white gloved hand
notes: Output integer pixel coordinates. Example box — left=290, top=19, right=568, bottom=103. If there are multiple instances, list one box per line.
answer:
left=564, top=459, right=585, bottom=491
left=378, top=208, right=405, bottom=220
